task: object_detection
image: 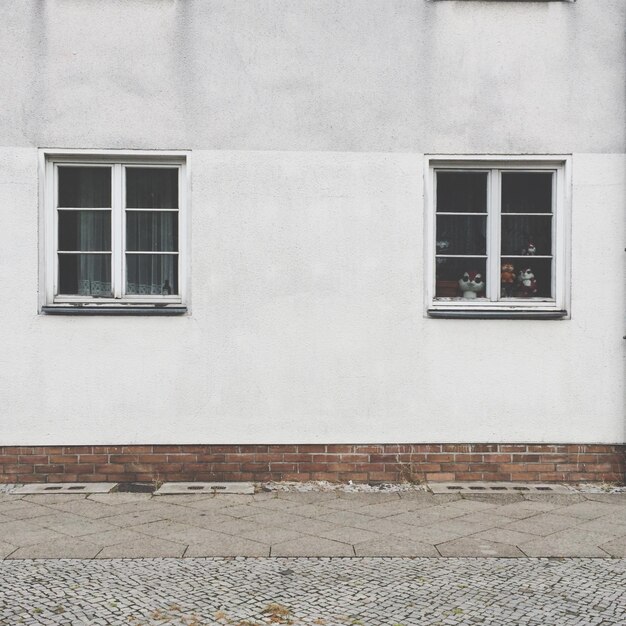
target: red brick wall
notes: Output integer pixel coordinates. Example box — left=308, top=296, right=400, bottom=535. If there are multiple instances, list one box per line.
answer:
left=0, top=444, right=624, bottom=484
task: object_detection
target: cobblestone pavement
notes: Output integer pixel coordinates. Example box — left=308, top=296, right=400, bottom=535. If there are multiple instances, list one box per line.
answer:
left=1, top=557, right=625, bottom=626
left=1, top=491, right=626, bottom=558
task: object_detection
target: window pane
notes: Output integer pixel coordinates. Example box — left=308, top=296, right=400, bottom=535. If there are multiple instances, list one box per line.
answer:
left=58, top=167, right=111, bottom=208
left=501, top=257, right=552, bottom=299
left=126, top=168, right=178, bottom=208
left=501, top=215, right=552, bottom=256
left=437, top=215, right=486, bottom=255
left=126, top=254, right=178, bottom=295
left=501, top=172, right=552, bottom=213
left=436, top=172, right=487, bottom=213
left=436, top=257, right=486, bottom=299
left=126, top=211, right=178, bottom=252
left=58, top=254, right=111, bottom=296
left=58, top=210, right=111, bottom=251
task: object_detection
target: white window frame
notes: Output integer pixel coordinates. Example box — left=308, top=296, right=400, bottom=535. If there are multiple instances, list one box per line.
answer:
left=39, top=149, right=190, bottom=313
left=424, top=155, right=571, bottom=318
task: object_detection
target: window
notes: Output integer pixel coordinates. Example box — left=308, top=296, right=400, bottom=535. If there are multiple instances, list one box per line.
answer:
left=41, top=152, right=188, bottom=314
left=425, top=157, right=570, bottom=318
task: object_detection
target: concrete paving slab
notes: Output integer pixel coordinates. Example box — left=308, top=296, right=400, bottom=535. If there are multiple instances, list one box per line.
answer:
left=79, top=528, right=158, bottom=548
left=216, top=503, right=265, bottom=518
left=583, top=493, right=626, bottom=505
left=271, top=536, right=354, bottom=557
left=88, top=493, right=153, bottom=504
left=599, top=535, right=626, bottom=557
left=354, top=536, right=439, bottom=557
left=315, top=525, right=382, bottom=545
left=21, top=493, right=88, bottom=504
left=520, top=529, right=616, bottom=557
left=470, top=527, right=539, bottom=547
left=282, top=517, right=344, bottom=537
left=155, top=482, right=254, bottom=495
left=0, top=501, right=54, bottom=520
left=185, top=534, right=269, bottom=557
left=208, top=518, right=268, bottom=538
left=274, top=491, right=340, bottom=503
left=0, top=540, right=17, bottom=559
left=280, top=503, right=337, bottom=518
left=503, top=513, right=580, bottom=536
left=444, top=498, right=499, bottom=513
left=452, top=511, right=518, bottom=528
left=315, top=509, right=377, bottom=527
left=524, top=493, right=587, bottom=505
left=490, top=500, right=558, bottom=519
left=349, top=517, right=415, bottom=537
left=359, top=500, right=422, bottom=518
left=7, top=537, right=101, bottom=559
left=103, top=508, right=177, bottom=528
left=131, top=520, right=210, bottom=542
left=96, top=536, right=187, bottom=558
left=436, top=537, right=526, bottom=557
left=389, top=506, right=466, bottom=526
left=244, top=510, right=310, bottom=528
left=237, top=525, right=305, bottom=545
left=12, top=483, right=116, bottom=495
left=0, top=519, right=66, bottom=546
left=165, top=508, right=234, bottom=529
left=36, top=498, right=120, bottom=519
left=246, top=497, right=312, bottom=513
left=390, top=523, right=464, bottom=545
left=575, top=515, right=626, bottom=537
left=426, top=518, right=494, bottom=537
left=30, top=513, right=118, bottom=537
left=429, top=482, right=573, bottom=495
left=550, top=500, right=621, bottom=520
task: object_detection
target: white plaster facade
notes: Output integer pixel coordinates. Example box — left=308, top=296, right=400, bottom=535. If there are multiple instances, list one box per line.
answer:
left=0, top=0, right=624, bottom=445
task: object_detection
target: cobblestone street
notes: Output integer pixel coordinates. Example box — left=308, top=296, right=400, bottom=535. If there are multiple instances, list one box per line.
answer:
left=1, top=557, right=625, bottom=626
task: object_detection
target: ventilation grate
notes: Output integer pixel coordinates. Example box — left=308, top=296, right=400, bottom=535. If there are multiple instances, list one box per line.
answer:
left=428, top=482, right=573, bottom=494
left=154, top=482, right=255, bottom=495
left=11, top=483, right=118, bottom=495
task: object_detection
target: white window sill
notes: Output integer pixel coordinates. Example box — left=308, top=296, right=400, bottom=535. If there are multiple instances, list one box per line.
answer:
left=41, top=305, right=187, bottom=316
left=427, top=307, right=567, bottom=319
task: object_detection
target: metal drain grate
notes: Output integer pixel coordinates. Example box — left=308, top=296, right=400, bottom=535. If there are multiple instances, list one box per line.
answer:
left=11, top=482, right=118, bottom=495
left=428, top=482, right=573, bottom=494
left=154, top=482, right=255, bottom=495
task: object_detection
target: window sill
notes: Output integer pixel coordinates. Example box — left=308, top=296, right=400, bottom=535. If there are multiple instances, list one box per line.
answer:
left=427, top=308, right=567, bottom=319
left=41, top=305, right=188, bottom=316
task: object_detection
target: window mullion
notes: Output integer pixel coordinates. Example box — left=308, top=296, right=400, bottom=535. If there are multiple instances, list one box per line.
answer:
left=112, top=164, right=123, bottom=298
left=487, top=169, right=500, bottom=301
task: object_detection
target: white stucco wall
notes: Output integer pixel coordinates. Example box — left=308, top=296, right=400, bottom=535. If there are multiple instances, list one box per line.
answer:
left=0, top=1, right=624, bottom=445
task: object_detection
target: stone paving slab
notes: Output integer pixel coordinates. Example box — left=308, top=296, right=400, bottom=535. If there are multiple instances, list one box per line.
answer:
left=1, top=491, right=626, bottom=559
left=0, top=557, right=625, bottom=625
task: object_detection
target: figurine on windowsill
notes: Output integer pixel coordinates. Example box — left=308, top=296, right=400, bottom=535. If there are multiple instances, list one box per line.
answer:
left=436, top=239, right=450, bottom=266
left=500, top=262, right=515, bottom=297
left=458, top=270, right=485, bottom=299
left=521, top=241, right=536, bottom=256
left=516, top=267, right=538, bottom=297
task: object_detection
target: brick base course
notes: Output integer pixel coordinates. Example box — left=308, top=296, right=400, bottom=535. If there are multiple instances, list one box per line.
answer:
left=1, top=443, right=624, bottom=484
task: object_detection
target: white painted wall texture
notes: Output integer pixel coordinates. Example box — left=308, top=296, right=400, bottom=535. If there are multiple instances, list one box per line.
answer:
left=0, top=1, right=624, bottom=445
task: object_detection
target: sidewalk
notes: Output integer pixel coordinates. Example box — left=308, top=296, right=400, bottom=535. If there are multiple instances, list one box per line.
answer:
left=1, top=489, right=625, bottom=559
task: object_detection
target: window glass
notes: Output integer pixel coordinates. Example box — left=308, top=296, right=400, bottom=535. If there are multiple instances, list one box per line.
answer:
left=126, top=212, right=178, bottom=252
left=58, top=254, right=112, bottom=296
left=501, top=172, right=552, bottom=213
left=436, top=171, right=487, bottom=213
left=126, top=168, right=178, bottom=208
left=126, top=254, right=178, bottom=295
left=58, top=167, right=111, bottom=208
left=58, top=211, right=111, bottom=251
